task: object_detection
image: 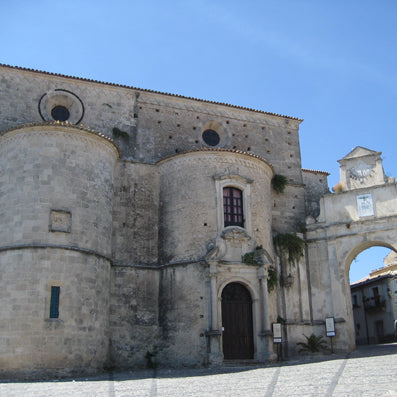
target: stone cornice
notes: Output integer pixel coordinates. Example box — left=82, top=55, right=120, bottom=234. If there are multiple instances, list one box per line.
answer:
left=0, top=243, right=112, bottom=263
left=306, top=214, right=397, bottom=242
left=157, top=147, right=274, bottom=173
left=112, top=259, right=206, bottom=270
left=0, top=121, right=122, bottom=157
left=0, top=244, right=209, bottom=270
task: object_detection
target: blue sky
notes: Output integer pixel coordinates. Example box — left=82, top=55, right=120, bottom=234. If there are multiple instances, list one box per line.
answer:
left=1, top=1, right=395, bottom=281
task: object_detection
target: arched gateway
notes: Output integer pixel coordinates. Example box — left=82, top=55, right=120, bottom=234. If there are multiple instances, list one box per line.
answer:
left=305, top=147, right=397, bottom=352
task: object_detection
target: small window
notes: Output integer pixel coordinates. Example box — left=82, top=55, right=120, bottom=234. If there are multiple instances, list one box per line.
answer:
left=49, top=286, right=60, bottom=318
left=202, top=129, right=220, bottom=146
left=372, top=286, right=380, bottom=305
left=51, top=105, right=70, bottom=121
left=223, top=187, right=244, bottom=227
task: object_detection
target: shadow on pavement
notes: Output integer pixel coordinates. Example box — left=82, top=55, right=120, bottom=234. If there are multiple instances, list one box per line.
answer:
left=1, top=342, right=396, bottom=384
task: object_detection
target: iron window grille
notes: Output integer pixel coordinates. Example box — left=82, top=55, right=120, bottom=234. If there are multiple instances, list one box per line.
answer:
left=223, top=187, right=244, bottom=227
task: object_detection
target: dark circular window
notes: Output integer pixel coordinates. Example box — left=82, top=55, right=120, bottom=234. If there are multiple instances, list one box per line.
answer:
left=51, top=105, right=70, bottom=121
left=202, top=129, right=220, bottom=146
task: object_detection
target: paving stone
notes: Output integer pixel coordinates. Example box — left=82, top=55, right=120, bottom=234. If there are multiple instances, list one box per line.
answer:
left=1, top=343, right=396, bottom=397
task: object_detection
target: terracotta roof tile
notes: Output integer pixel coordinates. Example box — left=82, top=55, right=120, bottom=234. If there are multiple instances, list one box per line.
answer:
left=302, top=168, right=330, bottom=176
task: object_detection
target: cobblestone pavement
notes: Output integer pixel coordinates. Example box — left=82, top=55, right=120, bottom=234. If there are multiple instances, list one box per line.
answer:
left=1, top=343, right=397, bottom=397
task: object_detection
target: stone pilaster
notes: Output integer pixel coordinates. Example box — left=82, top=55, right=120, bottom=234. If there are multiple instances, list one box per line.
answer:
left=206, top=262, right=223, bottom=365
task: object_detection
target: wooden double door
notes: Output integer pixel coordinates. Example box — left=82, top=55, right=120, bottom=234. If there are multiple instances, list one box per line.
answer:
left=221, top=282, right=254, bottom=359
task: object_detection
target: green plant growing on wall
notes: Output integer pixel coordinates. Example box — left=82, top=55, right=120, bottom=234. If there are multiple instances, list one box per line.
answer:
left=112, top=127, right=130, bottom=139
left=296, top=334, right=327, bottom=353
left=267, top=268, right=278, bottom=292
left=242, top=245, right=264, bottom=265
left=272, top=174, right=288, bottom=194
left=273, top=232, right=304, bottom=265
left=242, top=251, right=256, bottom=265
left=276, top=315, right=286, bottom=324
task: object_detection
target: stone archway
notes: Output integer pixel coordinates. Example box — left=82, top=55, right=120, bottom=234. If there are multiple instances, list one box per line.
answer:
left=344, top=241, right=396, bottom=276
left=344, top=242, right=397, bottom=345
left=221, top=282, right=254, bottom=359
left=304, top=147, right=397, bottom=353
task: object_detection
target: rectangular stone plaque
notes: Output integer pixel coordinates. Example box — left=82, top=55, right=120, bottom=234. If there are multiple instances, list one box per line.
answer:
left=50, top=209, right=71, bottom=233
left=357, top=194, right=374, bottom=217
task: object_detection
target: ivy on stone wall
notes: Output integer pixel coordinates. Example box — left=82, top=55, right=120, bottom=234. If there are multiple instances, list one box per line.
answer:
left=112, top=127, right=130, bottom=139
left=267, top=268, right=278, bottom=292
left=273, top=232, right=304, bottom=265
left=242, top=251, right=257, bottom=265
left=277, top=315, right=286, bottom=324
left=272, top=174, right=288, bottom=194
left=242, top=247, right=277, bottom=292
left=242, top=245, right=264, bottom=265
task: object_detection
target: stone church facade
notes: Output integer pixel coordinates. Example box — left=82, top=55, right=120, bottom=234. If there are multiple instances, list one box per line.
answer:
left=0, top=64, right=396, bottom=378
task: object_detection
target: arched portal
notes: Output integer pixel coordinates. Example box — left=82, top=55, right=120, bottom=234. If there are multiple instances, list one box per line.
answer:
left=349, top=246, right=392, bottom=283
left=221, top=282, right=254, bottom=359
left=345, top=243, right=397, bottom=346
left=344, top=241, right=395, bottom=276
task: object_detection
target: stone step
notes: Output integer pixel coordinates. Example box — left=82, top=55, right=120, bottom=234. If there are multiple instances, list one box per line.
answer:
left=222, top=359, right=261, bottom=367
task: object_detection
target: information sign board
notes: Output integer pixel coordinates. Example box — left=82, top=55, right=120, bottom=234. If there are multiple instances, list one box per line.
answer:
left=273, top=323, right=282, bottom=343
left=325, top=317, right=336, bottom=337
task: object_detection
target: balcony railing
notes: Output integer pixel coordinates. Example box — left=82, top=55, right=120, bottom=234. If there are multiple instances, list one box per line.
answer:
left=363, top=296, right=386, bottom=313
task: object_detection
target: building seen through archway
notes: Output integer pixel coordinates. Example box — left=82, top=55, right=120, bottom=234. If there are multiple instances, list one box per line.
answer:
left=350, top=249, right=397, bottom=344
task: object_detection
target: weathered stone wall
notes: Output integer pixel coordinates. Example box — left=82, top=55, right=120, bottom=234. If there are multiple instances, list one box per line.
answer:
left=3, top=64, right=382, bottom=372
left=126, top=91, right=306, bottom=233
left=157, top=150, right=274, bottom=265
left=137, top=92, right=302, bottom=174
left=306, top=180, right=397, bottom=352
left=157, top=263, right=208, bottom=367
left=0, top=124, right=118, bottom=377
left=0, top=125, right=118, bottom=256
left=0, top=65, right=305, bottom=232
left=109, top=266, right=160, bottom=369
left=302, top=169, right=330, bottom=219
left=271, top=184, right=306, bottom=233
left=112, top=162, right=159, bottom=266
left=279, top=260, right=311, bottom=324
left=0, top=67, right=138, bottom=158
left=0, top=249, right=110, bottom=378
left=317, top=183, right=397, bottom=224
left=0, top=66, right=302, bottom=171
